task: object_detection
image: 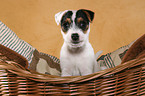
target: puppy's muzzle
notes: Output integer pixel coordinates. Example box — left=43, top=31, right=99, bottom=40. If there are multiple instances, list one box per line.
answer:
left=71, top=33, right=79, bottom=44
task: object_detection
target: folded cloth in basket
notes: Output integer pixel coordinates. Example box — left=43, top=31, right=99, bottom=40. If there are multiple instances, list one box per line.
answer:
left=97, top=41, right=135, bottom=70
left=0, top=21, right=35, bottom=64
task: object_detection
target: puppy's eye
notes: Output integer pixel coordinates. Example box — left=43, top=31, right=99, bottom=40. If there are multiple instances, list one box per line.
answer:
left=63, top=22, right=70, bottom=28
left=62, top=22, right=70, bottom=32
left=79, top=21, right=88, bottom=31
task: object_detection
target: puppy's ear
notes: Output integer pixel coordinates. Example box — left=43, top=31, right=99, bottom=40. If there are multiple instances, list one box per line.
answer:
left=81, top=9, right=94, bottom=23
left=55, top=10, right=68, bottom=25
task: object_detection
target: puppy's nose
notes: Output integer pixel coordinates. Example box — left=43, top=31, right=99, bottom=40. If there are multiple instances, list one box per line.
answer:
left=71, top=33, right=79, bottom=41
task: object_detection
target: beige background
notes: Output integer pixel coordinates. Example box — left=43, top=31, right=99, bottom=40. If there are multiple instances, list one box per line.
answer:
left=0, top=0, right=145, bottom=58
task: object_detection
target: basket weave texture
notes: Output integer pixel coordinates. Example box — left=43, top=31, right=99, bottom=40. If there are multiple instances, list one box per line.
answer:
left=1, top=34, right=145, bottom=95
left=0, top=52, right=145, bottom=95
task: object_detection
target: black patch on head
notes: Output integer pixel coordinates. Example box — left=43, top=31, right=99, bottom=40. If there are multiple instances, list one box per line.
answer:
left=61, top=11, right=73, bottom=32
left=81, top=9, right=94, bottom=22
left=75, top=9, right=94, bottom=32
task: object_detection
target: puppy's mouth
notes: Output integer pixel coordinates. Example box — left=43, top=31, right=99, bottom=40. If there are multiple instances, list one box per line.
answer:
left=70, top=41, right=84, bottom=48
left=72, top=41, right=80, bottom=44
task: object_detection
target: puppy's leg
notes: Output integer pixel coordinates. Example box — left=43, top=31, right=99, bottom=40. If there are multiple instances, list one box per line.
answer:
left=80, top=68, right=93, bottom=76
left=78, top=60, right=94, bottom=76
left=61, top=68, right=72, bottom=76
left=60, top=60, right=74, bottom=77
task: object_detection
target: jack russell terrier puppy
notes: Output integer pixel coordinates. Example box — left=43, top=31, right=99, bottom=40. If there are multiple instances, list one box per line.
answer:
left=55, top=9, right=102, bottom=76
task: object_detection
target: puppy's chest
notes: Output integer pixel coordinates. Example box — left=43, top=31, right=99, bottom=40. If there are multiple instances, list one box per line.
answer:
left=68, top=52, right=85, bottom=61
left=66, top=51, right=91, bottom=64
left=60, top=43, right=95, bottom=65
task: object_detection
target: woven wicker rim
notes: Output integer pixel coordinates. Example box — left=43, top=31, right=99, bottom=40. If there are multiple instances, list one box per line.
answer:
left=0, top=57, right=145, bottom=84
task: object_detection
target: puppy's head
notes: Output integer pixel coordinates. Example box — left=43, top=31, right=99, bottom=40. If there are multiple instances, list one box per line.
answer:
left=55, top=9, right=94, bottom=48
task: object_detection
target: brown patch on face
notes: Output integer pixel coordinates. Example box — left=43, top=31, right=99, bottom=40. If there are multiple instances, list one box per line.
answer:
left=83, top=25, right=89, bottom=34
left=65, top=18, right=71, bottom=23
left=61, top=18, right=72, bottom=33
left=61, top=11, right=73, bottom=33
left=77, top=17, right=89, bottom=34
left=77, top=17, right=83, bottom=23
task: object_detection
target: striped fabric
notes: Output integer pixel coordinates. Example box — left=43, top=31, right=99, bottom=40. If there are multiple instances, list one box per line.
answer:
left=97, top=41, right=134, bottom=70
left=0, top=21, right=35, bottom=64
left=103, top=53, right=115, bottom=68
left=98, top=53, right=116, bottom=70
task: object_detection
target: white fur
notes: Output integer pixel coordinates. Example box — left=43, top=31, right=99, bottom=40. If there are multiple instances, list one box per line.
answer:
left=55, top=10, right=102, bottom=76
left=55, top=10, right=69, bottom=25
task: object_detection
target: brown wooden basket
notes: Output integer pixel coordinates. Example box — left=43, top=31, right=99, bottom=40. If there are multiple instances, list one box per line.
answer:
left=0, top=56, right=145, bottom=95
left=1, top=34, right=145, bottom=95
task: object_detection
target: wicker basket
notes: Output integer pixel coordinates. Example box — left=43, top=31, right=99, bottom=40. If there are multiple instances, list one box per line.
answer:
left=1, top=20, right=145, bottom=95
left=1, top=34, right=145, bottom=95
left=0, top=55, right=145, bottom=95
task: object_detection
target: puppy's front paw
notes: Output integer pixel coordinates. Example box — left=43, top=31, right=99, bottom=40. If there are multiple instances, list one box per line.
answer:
left=61, top=70, right=72, bottom=77
left=61, top=74, right=72, bottom=77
